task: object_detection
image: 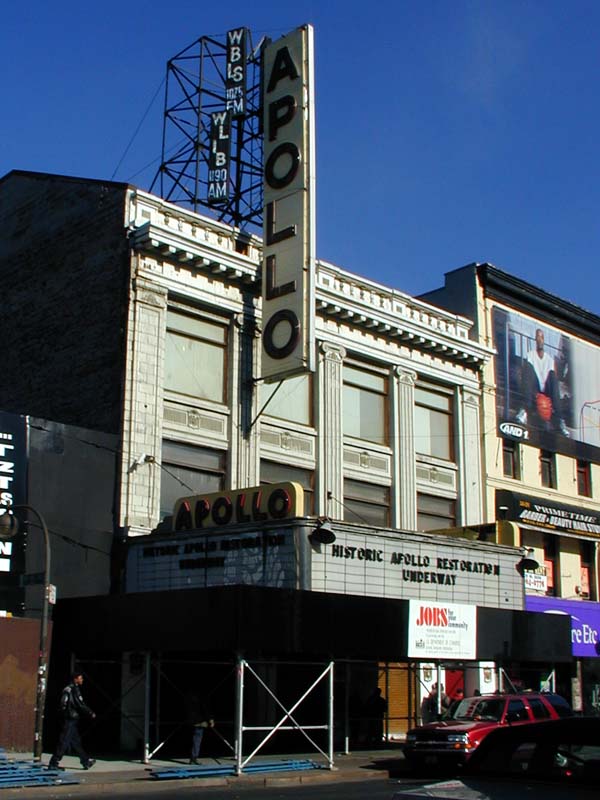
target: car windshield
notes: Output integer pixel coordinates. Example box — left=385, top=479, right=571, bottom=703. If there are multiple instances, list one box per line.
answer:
left=451, top=698, right=505, bottom=722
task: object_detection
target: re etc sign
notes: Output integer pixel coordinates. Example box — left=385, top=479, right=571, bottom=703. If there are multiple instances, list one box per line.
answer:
left=261, top=25, right=316, bottom=383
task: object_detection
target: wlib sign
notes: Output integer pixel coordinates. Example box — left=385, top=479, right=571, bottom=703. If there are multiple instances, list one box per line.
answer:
left=261, top=25, right=316, bottom=383
left=207, top=110, right=232, bottom=205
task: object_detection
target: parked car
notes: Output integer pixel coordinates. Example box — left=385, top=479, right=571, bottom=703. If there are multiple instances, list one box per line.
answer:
left=394, top=717, right=600, bottom=799
left=404, top=691, right=572, bottom=770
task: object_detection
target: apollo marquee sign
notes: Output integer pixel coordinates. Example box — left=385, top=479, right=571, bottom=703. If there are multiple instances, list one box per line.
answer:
left=261, top=25, right=316, bottom=383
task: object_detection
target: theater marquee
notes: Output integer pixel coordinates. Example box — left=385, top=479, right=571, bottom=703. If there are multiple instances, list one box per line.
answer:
left=261, top=24, right=316, bottom=383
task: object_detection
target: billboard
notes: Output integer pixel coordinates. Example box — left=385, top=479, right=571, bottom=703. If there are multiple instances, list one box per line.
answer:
left=526, top=595, right=600, bottom=658
left=0, top=412, right=28, bottom=616
left=261, top=25, right=316, bottom=383
left=493, top=306, right=600, bottom=459
left=408, top=600, right=477, bottom=660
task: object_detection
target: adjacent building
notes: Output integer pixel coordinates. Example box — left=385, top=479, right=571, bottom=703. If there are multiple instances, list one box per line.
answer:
left=422, top=263, right=600, bottom=714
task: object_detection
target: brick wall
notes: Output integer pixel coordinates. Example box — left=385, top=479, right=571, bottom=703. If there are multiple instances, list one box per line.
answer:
left=0, top=172, right=131, bottom=434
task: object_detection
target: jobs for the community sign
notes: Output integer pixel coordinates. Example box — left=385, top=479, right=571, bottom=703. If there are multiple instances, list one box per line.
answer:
left=261, top=24, right=316, bottom=383
left=408, top=600, right=477, bottom=660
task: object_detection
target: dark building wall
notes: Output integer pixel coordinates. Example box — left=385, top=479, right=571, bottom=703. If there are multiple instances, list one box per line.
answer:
left=24, top=418, right=119, bottom=605
left=0, top=171, right=131, bottom=434
left=418, top=263, right=481, bottom=339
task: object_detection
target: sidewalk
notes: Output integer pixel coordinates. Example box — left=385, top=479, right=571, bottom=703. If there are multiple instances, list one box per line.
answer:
left=2, top=747, right=407, bottom=792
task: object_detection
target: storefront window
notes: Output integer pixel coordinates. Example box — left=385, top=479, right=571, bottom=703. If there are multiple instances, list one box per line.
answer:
left=258, top=373, right=312, bottom=426
left=260, top=460, right=314, bottom=514
left=414, top=384, right=454, bottom=461
left=417, top=493, right=456, bottom=532
left=343, top=479, right=390, bottom=527
left=164, top=310, right=227, bottom=404
left=160, top=441, right=225, bottom=520
left=343, top=364, right=388, bottom=444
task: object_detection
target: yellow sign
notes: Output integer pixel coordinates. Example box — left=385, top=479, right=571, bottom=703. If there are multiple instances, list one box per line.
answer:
left=172, top=482, right=304, bottom=531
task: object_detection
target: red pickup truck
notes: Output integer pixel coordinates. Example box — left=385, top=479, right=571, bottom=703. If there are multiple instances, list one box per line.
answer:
left=404, top=692, right=572, bottom=770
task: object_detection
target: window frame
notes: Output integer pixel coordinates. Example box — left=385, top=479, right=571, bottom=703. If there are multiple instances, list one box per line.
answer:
left=414, top=381, right=455, bottom=462
left=164, top=307, right=229, bottom=406
left=540, top=450, right=557, bottom=489
left=417, top=492, right=457, bottom=532
left=342, top=360, right=389, bottom=446
left=343, top=478, right=390, bottom=527
left=159, top=440, right=226, bottom=521
left=502, top=440, right=521, bottom=480
left=577, top=459, right=592, bottom=497
left=260, top=459, right=315, bottom=515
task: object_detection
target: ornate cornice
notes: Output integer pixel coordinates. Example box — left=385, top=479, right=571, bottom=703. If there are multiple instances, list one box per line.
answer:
left=127, top=190, right=493, bottom=368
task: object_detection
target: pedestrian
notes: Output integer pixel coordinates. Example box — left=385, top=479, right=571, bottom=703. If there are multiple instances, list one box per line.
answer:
left=364, top=687, right=387, bottom=746
left=48, top=672, right=96, bottom=770
left=187, top=693, right=214, bottom=764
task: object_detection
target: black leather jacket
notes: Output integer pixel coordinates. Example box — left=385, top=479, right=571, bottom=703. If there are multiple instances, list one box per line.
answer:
left=60, top=682, right=94, bottom=720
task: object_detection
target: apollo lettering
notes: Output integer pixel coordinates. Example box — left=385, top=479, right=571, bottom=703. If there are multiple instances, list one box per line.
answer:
left=262, top=42, right=302, bottom=363
left=174, top=486, right=292, bottom=531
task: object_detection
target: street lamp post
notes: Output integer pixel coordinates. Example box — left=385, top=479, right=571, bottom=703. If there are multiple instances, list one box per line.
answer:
left=0, top=505, right=51, bottom=762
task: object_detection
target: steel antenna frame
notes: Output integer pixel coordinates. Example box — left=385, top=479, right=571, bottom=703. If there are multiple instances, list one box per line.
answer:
left=150, top=30, right=264, bottom=232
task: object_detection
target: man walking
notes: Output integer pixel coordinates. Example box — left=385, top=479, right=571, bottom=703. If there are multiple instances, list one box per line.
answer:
left=48, top=672, right=96, bottom=770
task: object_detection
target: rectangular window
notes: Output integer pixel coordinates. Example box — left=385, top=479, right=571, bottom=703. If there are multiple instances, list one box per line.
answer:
left=577, top=460, right=592, bottom=497
left=160, top=441, right=225, bottom=520
left=502, top=440, right=521, bottom=480
left=165, top=310, right=227, bottom=404
left=258, top=373, right=313, bottom=426
left=414, top=384, right=454, bottom=461
left=580, top=540, right=594, bottom=599
left=544, top=534, right=557, bottom=596
left=260, top=460, right=314, bottom=514
left=540, top=451, right=556, bottom=489
left=343, top=364, right=388, bottom=445
left=417, top=493, right=456, bottom=532
left=343, top=479, right=390, bottom=527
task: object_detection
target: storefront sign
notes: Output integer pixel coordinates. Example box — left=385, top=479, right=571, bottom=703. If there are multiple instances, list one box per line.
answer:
left=172, top=482, right=303, bottom=532
left=127, top=527, right=297, bottom=592
left=261, top=24, right=316, bottom=383
left=497, top=489, right=600, bottom=538
left=0, top=412, right=28, bottom=615
left=526, top=595, right=600, bottom=658
left=311, top=529, right=524, bottom=610
left=408, top=600, right=477, bottom=659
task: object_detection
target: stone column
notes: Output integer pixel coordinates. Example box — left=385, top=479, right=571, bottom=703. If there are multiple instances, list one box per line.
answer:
left=120, top=275, right=167, bottom=535
left=233, top=309, right=261, bottom=489
left=458, top=389, right=483, bottom=525
left=317, top=342, right=346, bottom=520
left=391, top=367, right=417, bottom=531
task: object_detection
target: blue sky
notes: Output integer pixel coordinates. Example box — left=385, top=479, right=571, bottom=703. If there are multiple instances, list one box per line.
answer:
left=3, top=1, right=600, bottom=315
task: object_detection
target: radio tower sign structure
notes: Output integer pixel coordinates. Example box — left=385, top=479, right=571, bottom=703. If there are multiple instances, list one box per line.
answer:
left=151, top=28, right=264, bottom=231
left=152, top=25, right=316, bottom=385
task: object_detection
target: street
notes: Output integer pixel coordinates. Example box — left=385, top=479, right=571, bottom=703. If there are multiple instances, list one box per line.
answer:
left=1, top=775, right=403, bottom=800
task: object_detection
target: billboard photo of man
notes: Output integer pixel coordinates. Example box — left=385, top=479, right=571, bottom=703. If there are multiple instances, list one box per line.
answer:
left=515, top=327, right=570, bottom=437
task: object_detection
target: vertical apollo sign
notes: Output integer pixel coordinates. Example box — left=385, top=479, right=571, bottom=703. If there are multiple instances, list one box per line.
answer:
left=0, top=412, right=27, bottom=615
left=261, top=25, right=316, bottom=382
